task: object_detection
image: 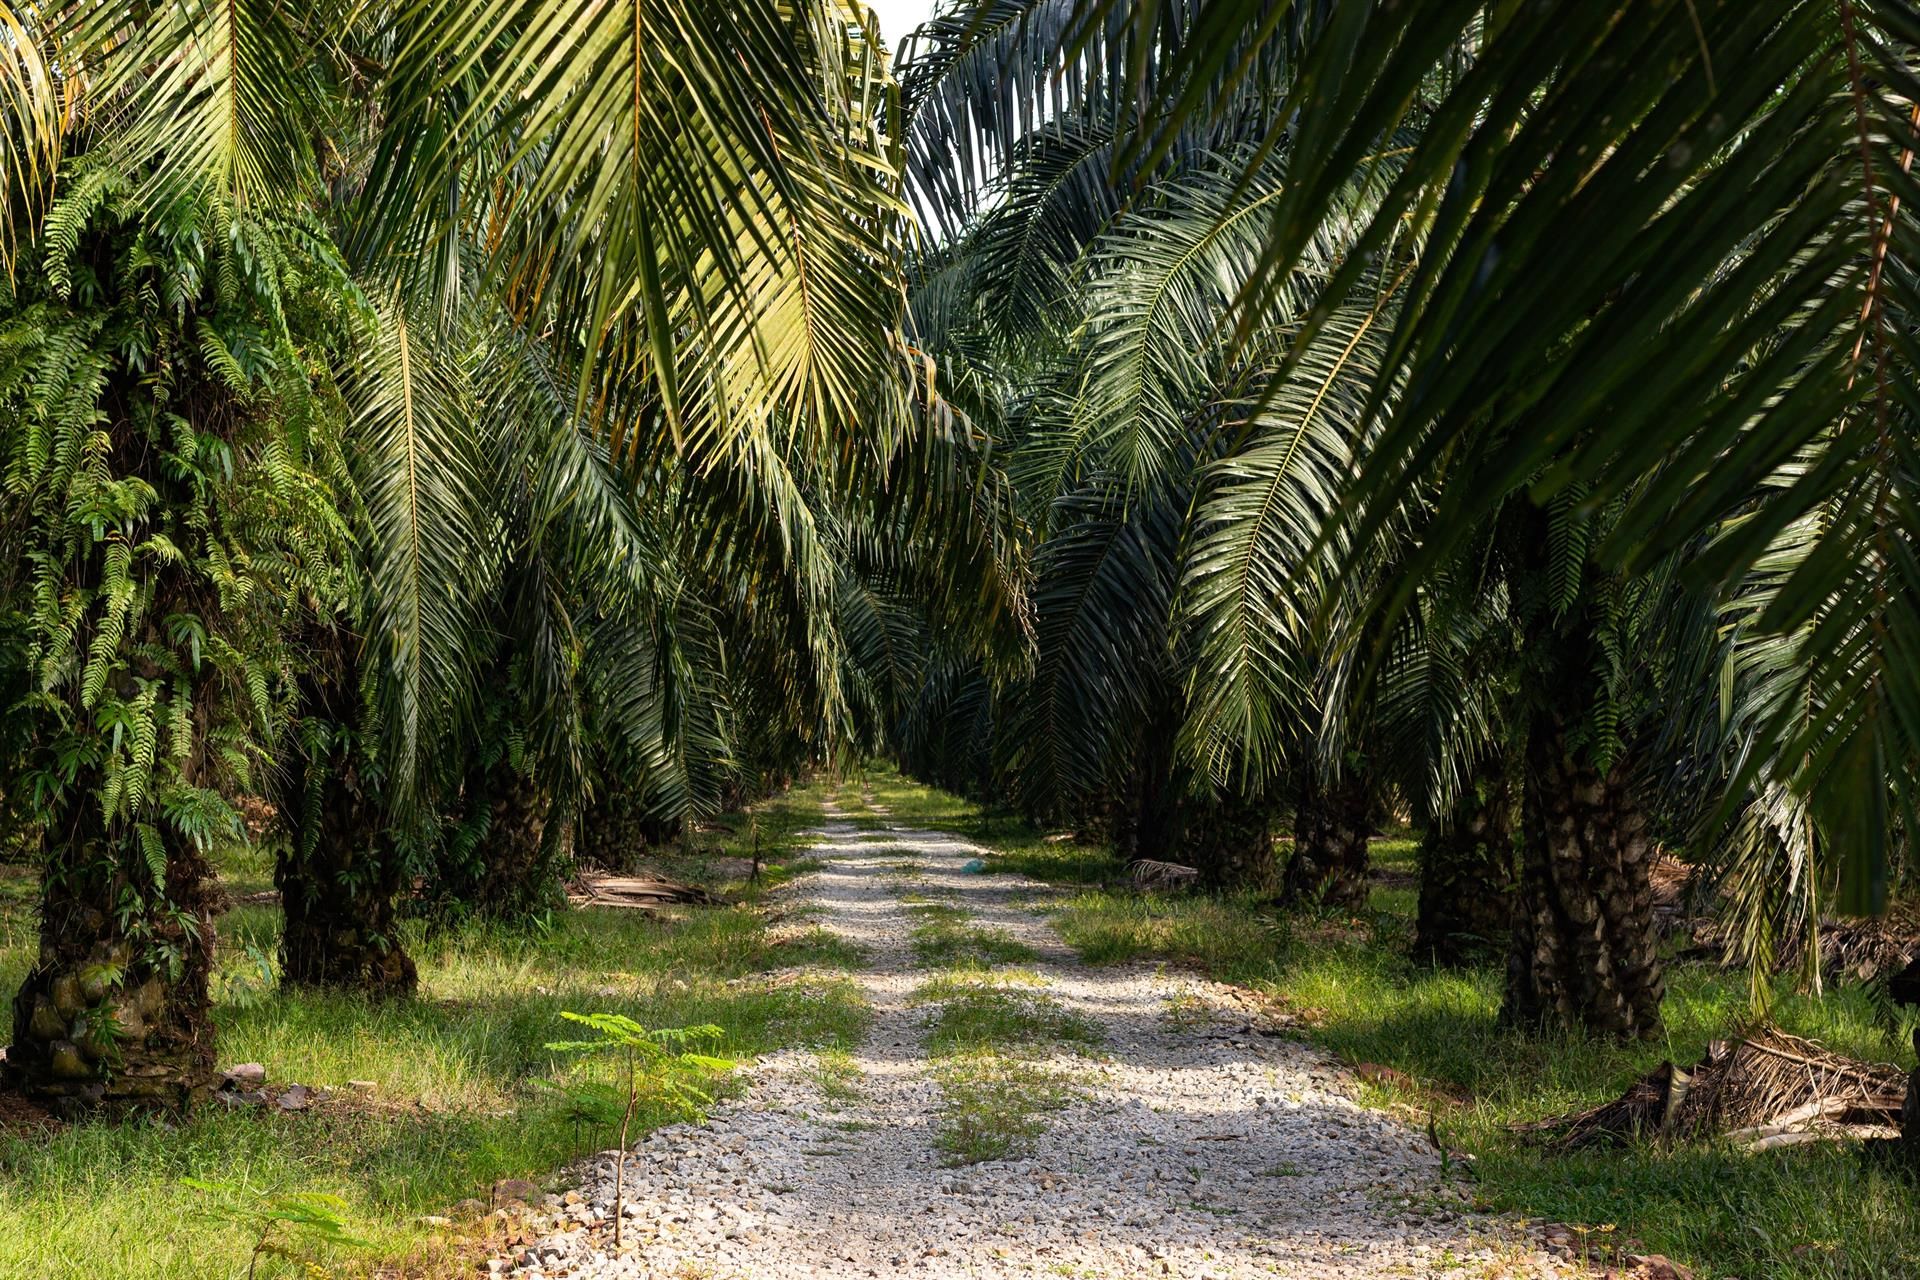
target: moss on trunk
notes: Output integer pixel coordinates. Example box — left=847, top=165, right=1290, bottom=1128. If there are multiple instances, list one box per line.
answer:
left=6, top=822, right=217, bottom=1115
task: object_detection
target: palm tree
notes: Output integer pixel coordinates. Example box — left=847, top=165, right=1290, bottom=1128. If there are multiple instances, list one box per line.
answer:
left=0, top=0, right=933, bottom=1108
left=893, top=0, right=1917, bottom=1037
left=888, top=15, right=1415, bottom=888
left=0, top=169, right=360, bottom=1109
left=1159, top=0, right=1914, bottom=1036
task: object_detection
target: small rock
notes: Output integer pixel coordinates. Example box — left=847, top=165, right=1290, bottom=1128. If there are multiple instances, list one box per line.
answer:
left=494, top=1179, right=542, bottom=1206
left=223, top=1063, right=267, bottom=1088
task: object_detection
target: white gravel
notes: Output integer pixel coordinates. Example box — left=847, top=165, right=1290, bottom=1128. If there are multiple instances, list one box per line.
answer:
left=487, top=801, right=1571, bottom=1279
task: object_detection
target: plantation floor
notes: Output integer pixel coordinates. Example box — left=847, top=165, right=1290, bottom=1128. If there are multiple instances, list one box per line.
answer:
left=492, top=792, right=1568, bottom=1279
left=857, top=772, right=1920, bottom=1280
left=0, top=788, right=862, bottom=1280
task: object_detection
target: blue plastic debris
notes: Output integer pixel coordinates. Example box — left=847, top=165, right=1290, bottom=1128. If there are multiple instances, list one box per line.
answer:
left=959, top=858, right=986, bottom=874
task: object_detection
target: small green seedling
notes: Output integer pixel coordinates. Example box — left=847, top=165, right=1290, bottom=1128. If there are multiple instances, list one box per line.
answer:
left=181, top=1177, right=368, bottom=1279
left=544, top=1012, right=733, bottom=1248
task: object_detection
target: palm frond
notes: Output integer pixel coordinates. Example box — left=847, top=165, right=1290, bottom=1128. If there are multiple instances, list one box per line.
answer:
left=346, top=291, right=496, bottom=801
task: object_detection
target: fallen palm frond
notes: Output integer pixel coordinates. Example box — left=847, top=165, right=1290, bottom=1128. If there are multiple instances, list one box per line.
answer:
left=1128, top=859, right=1199, bottom=892
left=1792, top=917, right=1919, bottom=988
left=1664, top=913, right=1919, bottom=987
left=568, top=874, right=716, bottom=910
left=1516, top=1027, right=1905, bottom=1153
left=1648, top=849, right=1918, bottom=990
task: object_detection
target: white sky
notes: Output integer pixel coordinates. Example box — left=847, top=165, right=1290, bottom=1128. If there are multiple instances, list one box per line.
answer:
left=866, top=0, right=942, bottom=57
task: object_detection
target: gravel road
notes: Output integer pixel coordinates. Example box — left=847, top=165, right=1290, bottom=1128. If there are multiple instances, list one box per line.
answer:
left=487, top=799, right=1569, bottom=1279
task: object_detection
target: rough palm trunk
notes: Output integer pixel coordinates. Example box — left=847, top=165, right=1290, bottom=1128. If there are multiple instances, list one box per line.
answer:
left=577, top=786, right=680, bottom=871
left=1281, top=771, right=1371, bottom=910
left=1415, top=754, right=1515, bottom=965
left=1501, top=713, right=1663, bottom=1038
left=1183, top=787, right=1275, bottom=890
left=446, top=760, right=560, bottom=921
left=277, top=758, right=417, bottom=996
left=1128, top=701, right=1182, bottom=864
left=7, top=816, right=218, bottom=1114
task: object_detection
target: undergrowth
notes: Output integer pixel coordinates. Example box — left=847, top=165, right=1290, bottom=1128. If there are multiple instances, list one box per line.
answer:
left=910, top=970, right=1098, bottom=1166
left=907, top=904, right=1038, bottom=968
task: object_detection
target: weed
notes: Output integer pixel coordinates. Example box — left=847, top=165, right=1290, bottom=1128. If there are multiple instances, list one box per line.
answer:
left=181, top=1178, right=369, bottom=1280
left=931, top=1050, right=1085, bottom=1166
left=0, top=783, right=870, bottom=1280
left=1160, top=989, right=1213, bottom=1031
left=543, top=1013, right=732, bottom=1247
left=909, top=912, right=1038, bottom=968
left=918, top=986, right=1100, bottom=1056
left=805, top=1048, right=863, bottom=1106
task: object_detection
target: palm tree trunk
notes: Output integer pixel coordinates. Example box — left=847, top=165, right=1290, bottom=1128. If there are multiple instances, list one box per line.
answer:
left=442, top=759, right=559, bottom=921
left=1501, top=711, right=1663, bottom=1037
left=6, top=813, right=218, bottom=1114
left=277, top=758, right=417, bottom=996
left=577, top=785, right=680, bottom=871
left=1281, top=770, right=1371, bottom=910
left=1414, top=753, right=1515, bottom=965
left=1184, top=786, right=1275, bottom=890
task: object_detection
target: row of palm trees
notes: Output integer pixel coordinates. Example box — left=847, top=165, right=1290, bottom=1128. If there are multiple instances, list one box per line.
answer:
left=0, top=0, right=1017, bottom=1112
left=883, top=0, right=1919, bottom=1038
left=0, top=0, right=1914, bottom=1117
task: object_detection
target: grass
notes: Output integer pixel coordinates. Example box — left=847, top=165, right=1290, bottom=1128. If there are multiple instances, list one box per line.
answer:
left=0, top=782, right=868, bottom=1280
left=804, top=1047, right=864, bottom=1108
left=907, top=904, right=1039, bottom=968
left=911, top=971, right=1097, bottom=1166
left=860, top=765, right=1920, bottom=1280
left=930, top=1050, right=1086, bottom=1166
left=911, top=970, right=1100, bottom=1055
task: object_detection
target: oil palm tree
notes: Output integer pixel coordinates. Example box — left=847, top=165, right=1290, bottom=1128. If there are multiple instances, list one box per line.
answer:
left=895, top=0, right=1917, bottom=1036
left=0, top=0, right=936, bottom=1108
left=1137, top=0, right=1915, bottom=1037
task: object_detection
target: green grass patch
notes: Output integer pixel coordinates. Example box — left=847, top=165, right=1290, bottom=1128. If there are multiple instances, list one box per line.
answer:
left=910, top=953, right=1102, bottom=1167
left=914, top=979, right=1100, bottom=1057
left=930, top=1049, right=1085, bottom=1166
left=910, top=966, right=1051, bottom=1001
left=1051, top=889, right=1286, bottom=979
left=0, top=788, right=866, bottom=1280
left=767, top=924, right=868, bottom=972
left=908, top=910, right=1039, bottom=968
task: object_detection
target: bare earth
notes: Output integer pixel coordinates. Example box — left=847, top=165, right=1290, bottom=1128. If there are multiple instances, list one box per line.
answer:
left=488, top=803, right=1570, bottom=1279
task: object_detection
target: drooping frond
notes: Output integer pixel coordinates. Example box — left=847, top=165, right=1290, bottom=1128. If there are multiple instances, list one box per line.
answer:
left=1178, top=296, right=1397, bottom=784
left=1116, top=0, right=1920, bottom=909
left=78, top=0, right=328, bottom=212
left=346, top=292, right=495, bottom=800
left=0, top=3, right=75, bottom=277
left=371, top=0, right=910, bottom=459
left=1001, top=481, right=1182, bottom=813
